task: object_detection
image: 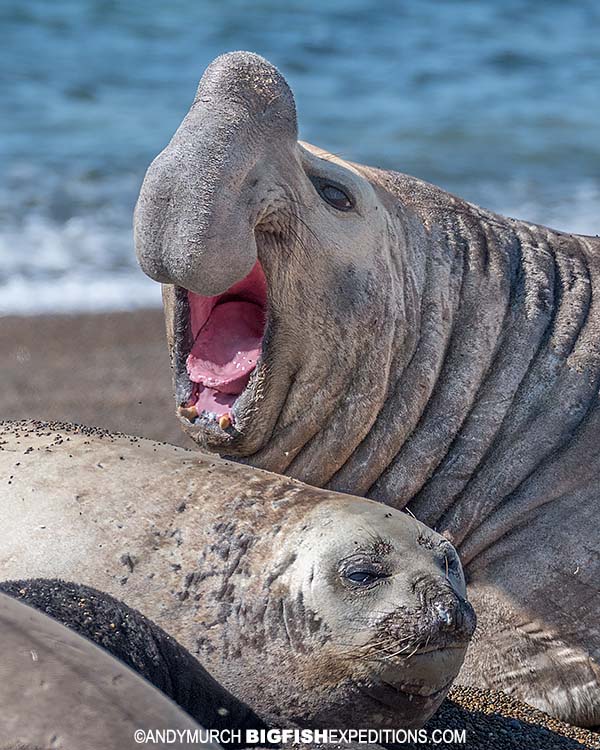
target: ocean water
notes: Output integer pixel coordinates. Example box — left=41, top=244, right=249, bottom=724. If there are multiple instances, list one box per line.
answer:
left=2, top=0, right=599, bottom=315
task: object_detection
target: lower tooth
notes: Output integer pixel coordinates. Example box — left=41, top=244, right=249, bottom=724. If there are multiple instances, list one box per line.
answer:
left=218, top=414, right=231, bottom=430
left=178, top=405, right=198, bottom=422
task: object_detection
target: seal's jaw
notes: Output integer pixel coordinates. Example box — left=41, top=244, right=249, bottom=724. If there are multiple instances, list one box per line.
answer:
left=170, top=260, right=272, bottom=444
left=362, top=642, right=471, bottom=727
left=361, top=665, right=457, bottom=728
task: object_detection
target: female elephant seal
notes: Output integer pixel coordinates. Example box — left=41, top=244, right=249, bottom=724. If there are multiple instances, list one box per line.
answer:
left=134, top=51, right=600, bottom=725
left=0, top=420, right=475, bottom=730
left=0, top=591, right=213, bottom=750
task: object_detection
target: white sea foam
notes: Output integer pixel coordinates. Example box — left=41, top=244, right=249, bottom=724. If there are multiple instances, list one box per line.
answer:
left=0, top=181, right=597, bottom=317
left=0, top=272, right=161, bottom=316
left=0, top=214, right=160, bottom=316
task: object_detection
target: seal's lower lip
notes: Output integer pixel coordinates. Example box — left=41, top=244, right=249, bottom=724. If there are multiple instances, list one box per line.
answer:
left=363, top=643, right=467, bottom=714
left=365, top=675, right=455, bottom=710
left=173, top=261, right=269, bottom=434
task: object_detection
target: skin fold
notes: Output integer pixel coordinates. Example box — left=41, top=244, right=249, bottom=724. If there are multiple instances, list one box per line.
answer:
left=0, top=420, right=474, bottom=730
left=134, top=52, right=600, bottom=726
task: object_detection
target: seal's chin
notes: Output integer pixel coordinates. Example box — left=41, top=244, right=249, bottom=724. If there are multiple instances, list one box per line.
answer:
left=360, top=646, right=467, bottom=728
left=306, top=646, right=465, bottom=730
left=173, top=260, right=269, bottom=434
left=362, top=675, right=454, bottom=728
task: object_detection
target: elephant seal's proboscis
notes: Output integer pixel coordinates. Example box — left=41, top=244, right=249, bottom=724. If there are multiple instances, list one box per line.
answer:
left=0, top=420, right=475, bottom=730
left=134, top=51, right=600, bottom=726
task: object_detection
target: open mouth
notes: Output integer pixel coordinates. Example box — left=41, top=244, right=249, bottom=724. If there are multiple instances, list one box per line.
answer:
left=174, top=260, right=268, bottom=432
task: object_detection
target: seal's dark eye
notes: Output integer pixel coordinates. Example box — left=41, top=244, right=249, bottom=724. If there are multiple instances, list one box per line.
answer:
left=310, top=177, right=354, bottom=212
left=346, top=570, right=379, bottom=585
left=342, top=562, right=390, bottom=588
left=340, top=555, right=390, bottom=588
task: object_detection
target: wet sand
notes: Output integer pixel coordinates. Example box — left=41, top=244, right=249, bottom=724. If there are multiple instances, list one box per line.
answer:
left=0, top=310, right=187, bottom=447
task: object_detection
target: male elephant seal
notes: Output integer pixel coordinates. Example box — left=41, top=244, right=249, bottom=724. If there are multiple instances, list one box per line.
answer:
left=0, top=579, right=268, bottom=746
left=0, top=591, right=214, bottom=750
left=0, top=420, right=475, bottom=730
left=134, top=51, right=600, bottom=725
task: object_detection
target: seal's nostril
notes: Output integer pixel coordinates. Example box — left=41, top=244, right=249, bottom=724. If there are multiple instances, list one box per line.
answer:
left=434, top=601, right=455, bottom=629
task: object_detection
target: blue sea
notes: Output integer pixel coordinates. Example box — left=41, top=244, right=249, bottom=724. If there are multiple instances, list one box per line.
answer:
left=2, top=0, right=599, bottom=314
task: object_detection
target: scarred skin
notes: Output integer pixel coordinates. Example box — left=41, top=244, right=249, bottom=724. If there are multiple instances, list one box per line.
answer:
left=134, top=52, right=600, bottom=725
left=0, top=420, right=474, bottom=731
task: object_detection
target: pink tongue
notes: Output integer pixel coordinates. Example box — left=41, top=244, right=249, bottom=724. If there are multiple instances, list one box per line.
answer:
left=186, top=301, right=264, bottom=395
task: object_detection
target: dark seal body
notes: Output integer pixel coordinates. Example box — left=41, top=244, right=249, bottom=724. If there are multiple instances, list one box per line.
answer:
left=0, top=591, right=212, bottom=750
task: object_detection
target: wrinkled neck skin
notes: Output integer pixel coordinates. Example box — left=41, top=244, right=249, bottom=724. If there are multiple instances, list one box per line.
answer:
left=231, top=173, right=600, bottom=726
left=225, top=166, right=600, bottom=569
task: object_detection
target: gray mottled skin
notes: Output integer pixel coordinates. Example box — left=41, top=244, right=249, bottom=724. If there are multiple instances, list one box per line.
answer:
left=134, top=52, right=600, bottom=726
left=0, top=421, right=474, bottom=730
left=0, top=591, right=209, bottom=750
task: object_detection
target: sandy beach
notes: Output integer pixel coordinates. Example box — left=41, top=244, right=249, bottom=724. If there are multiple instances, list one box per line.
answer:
left=0, top=309, right=188, bottom=447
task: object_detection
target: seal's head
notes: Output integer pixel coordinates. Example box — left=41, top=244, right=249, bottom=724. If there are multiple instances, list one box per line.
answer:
left=134, top=51, right=420, bottom=485
left=199, top=492, right=476, bottom=729
left=288, top=498, right=475, bottom=728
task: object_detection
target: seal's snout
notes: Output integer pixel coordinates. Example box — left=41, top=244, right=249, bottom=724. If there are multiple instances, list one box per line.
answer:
left=428, top=593, right=476, bottom=644
left=196, top=51, right=297, bottom=133
left=407, top=577, right=477, bottom=658
left=134, top=51, right=297, bottom=298
left=134, top=52, right=304, bottom=447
